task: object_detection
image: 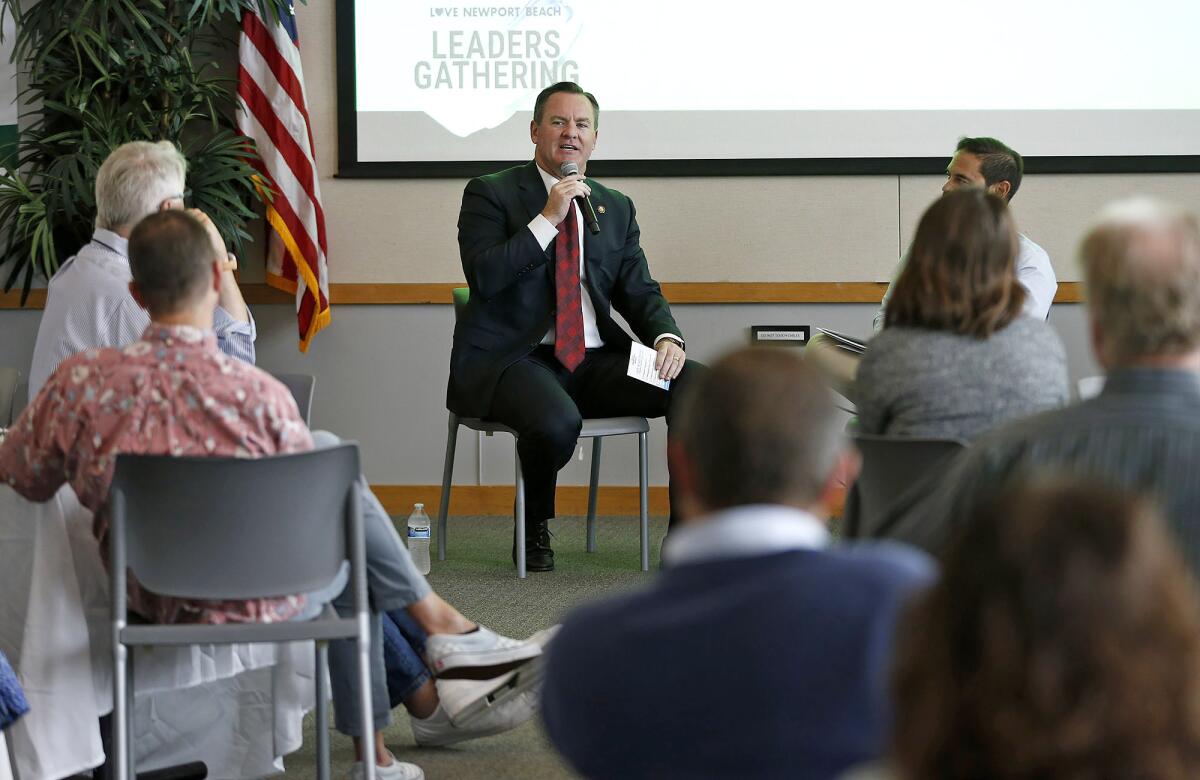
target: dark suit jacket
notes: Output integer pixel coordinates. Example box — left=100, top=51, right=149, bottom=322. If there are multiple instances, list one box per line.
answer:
left=541, top=544, right=936, bottom=779
left=447, top=161, right=681, bottom=418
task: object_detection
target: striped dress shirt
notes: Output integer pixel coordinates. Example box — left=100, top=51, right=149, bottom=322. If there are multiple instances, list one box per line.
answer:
left=27, top=228, right=256, bottom=397
left=888, top=367, right=1200, bottom=572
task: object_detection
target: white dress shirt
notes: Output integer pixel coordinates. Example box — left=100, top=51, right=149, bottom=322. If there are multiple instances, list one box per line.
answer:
left=527, top=165, right=682, bottom=352
left=873, top=233, right=1058, bottom=332
left=27, top=229, right=256, bottom=396
left=662, top=504, right=829, bottom=567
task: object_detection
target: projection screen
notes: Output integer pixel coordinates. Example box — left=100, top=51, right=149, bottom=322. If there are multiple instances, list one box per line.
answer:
left=335, top=0, right=1200, bottom=177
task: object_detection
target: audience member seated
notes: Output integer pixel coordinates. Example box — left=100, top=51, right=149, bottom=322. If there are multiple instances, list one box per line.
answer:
left=0, top=211, right=544, bottom=780
left=855, top=189, right=1068, bottom=440
left=886, top=198, right=1200, bottom=561
left=807, top=136, right=1057, bottom=400
left=884, top=480, right=1200, bottom=779
left=28, top=140, right=255, bottom=397
left=541, top=347, right=935, bottom=780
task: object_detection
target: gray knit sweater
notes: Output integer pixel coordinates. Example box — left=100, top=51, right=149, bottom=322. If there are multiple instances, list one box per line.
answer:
left=855, top=316, right=1070, bottom=441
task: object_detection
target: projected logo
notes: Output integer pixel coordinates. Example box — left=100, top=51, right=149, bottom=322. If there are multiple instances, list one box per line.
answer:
left=409, top=1, right=584, bottom=138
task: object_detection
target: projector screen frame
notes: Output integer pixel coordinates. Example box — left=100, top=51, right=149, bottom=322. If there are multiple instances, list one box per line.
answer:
left=334, top=0, right=1200, bottom=180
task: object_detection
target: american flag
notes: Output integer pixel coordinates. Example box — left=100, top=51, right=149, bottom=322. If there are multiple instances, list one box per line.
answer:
left=237, top=2, right=330, bottom=352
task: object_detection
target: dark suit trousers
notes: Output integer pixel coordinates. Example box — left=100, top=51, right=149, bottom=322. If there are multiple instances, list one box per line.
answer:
left=487, top=345, right=702, bottom=531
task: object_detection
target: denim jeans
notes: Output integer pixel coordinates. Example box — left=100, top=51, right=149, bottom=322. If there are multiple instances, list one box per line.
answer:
left=381, top=610, right=431, bottom=708
left=311, top=431, right=434, bottom=737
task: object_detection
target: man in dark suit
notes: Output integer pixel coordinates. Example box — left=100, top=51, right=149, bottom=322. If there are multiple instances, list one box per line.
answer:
left=449, top=81, right=700, bottom=571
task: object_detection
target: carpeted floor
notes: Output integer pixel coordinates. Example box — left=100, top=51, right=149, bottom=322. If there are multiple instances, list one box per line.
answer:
left=272, top=513, right=667, bottom=779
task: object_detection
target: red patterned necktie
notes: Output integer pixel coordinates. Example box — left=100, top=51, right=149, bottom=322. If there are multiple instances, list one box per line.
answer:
left=554, top=201, right=585, bottom=372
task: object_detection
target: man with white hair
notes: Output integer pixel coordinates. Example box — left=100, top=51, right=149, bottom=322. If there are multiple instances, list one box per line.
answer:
left=28, top=140, right=254, bottom=396
left=883, top=198, right=1200, bottom=569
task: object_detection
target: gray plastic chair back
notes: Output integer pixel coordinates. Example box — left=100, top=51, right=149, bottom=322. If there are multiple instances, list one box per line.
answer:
left=12, top=380, right=26, bottom=423
left=845, top=434, right=967, bottom=539
left=0, top=368, right=19, bottom=426
left=110, top=444, right=359, bottom=600
left=272, top=373, right=316, bottom=426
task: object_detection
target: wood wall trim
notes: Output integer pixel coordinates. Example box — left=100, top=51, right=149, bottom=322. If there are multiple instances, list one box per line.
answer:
left=370, top=484, right=845, bottom=518
left=0, top=289, right=47, bottom=308
left=1053, top=284, right=1083, bottom=303
left=242, top=283, right=455, bottom=305
left=371, top=484, right=671, bottom=517
left=1, top=281, right=1085, bottom=309
left=661, top=281, right=887, bottom=303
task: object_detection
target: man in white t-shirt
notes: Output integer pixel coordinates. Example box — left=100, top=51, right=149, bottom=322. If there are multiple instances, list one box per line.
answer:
left=808, top=136, right=1058, bottom=399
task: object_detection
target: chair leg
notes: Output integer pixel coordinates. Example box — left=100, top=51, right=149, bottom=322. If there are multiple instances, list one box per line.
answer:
left=316, top=641, right=330, bottom=780
left=5, top=729, right=16, bottom=780
left=357, top=619, right=376, bottom=779
left=113, top=640, right=128, bottom=780
left=438, top=413, right=459, bottom=562
left=515, top=451, right=527, bottom=579
left=639, top=432, right=649, bottom=572
left=125, top=651, right=136, bottom=779
left=586, top=438, right=602, bottom=553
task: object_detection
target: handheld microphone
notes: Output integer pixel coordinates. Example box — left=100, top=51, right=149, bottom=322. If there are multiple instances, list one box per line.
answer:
left=560, top=161, right=601, bottom=235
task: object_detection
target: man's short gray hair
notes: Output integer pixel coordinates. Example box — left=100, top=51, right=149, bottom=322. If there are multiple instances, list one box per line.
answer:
left=94, top=141, right=187, bottom=232
left=1081, top=198, right=1200, bottom=363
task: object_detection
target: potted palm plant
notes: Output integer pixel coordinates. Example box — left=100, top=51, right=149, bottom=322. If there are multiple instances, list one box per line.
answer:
left=0, top=0, right=294, bottom=302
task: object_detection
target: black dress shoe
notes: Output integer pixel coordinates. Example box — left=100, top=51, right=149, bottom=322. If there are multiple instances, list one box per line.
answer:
left=512, top=519, right=555, bottom=572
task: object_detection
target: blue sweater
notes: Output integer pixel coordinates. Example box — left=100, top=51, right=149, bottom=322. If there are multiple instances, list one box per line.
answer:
left=0, top=649, right=27, bottom=729
left=542, top=544, right=934, bottom=780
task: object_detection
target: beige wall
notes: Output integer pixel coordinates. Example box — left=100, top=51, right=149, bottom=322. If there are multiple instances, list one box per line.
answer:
left=902, top=173, right=1200, bottom=281
left=296, top=4, right=1200, bottom=287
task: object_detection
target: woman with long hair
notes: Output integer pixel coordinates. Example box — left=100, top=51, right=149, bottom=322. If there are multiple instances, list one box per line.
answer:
left=890, top=480, right=1200, bottom=779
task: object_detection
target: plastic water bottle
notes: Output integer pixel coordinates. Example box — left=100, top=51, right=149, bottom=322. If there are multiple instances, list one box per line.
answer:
left=406, top=503, right=432, bottom=575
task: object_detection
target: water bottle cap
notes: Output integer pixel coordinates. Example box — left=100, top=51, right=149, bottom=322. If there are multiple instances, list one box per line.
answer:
left=414, top=503, right=424, bottom=509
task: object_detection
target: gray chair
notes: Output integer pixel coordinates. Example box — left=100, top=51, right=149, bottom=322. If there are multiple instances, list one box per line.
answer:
left=843, top=434, right=967, bottom=539
left=273, top=373, right=316, bottom=426
left=0, top=367, right=20, bottom=427
left=11, top=380, right=26, bottom=424
left=108, top=444, right=376, bottom=780
left=439, top=287, right=651, bottom=578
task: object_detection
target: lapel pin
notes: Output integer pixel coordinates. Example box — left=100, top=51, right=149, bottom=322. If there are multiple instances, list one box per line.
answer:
left=597, top=205, right=606, bottom=214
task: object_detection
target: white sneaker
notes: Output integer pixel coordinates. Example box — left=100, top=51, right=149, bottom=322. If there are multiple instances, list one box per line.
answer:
left=424, top=624, right=542, bottom=679
left=411, top=685, right=539, bottom=747
left=347, top=752, right=424, bottom=780
left=414, top=624, right=562, bottom=742
left=440, top=655, right=542, bottom=725
left=526, top=624, right=561, bottom=649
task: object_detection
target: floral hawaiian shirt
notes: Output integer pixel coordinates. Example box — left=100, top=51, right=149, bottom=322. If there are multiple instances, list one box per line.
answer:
left=0, top=324, right=314, bottom=624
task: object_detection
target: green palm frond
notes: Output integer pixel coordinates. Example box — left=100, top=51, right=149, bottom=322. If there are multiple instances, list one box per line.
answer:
left=0, top=0, right=305, bottom=304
